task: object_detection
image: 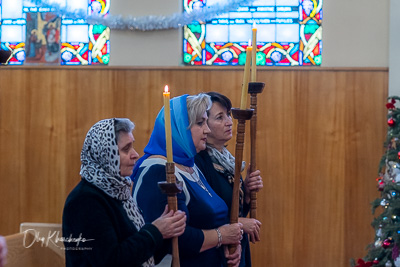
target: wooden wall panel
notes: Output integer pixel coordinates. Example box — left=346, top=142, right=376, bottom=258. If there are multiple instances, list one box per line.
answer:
left=0, top=67, right=388, bottom=266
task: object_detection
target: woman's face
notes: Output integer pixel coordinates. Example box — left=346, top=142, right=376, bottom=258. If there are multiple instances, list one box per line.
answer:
left=206, top=102, right=233, bottom=146
left=190, top=111, right=211, bottom=153
left=118, top=131, right=139, bottom=177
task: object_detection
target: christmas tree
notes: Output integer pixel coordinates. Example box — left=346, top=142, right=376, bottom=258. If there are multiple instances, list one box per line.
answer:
left=352, top=96, right=400, bottom=267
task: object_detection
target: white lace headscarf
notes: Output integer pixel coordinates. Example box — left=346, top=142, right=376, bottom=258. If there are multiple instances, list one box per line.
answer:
left=80, top=118, right=154, bottom=267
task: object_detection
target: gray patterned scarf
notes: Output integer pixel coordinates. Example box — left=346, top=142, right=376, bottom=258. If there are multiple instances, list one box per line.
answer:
left=206, top=145, right=245, bottom=175
left=80, top=118, right=154, bottom=267
left=206, top=145, right=246, bottom=215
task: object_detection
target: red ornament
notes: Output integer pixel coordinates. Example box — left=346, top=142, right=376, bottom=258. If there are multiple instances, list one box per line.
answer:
left=378, top=180, right=385, bottom=191
left=355, top=258, right=373, bottom=267
left=387, top=98, right=396, bottom=109
left=398, top=151, right=400, bottom=160
left=388, top=118, right=396, bottom=127
left=372, top=259, right=379, bottom=264
left=383, top=239, right=393, bottom=248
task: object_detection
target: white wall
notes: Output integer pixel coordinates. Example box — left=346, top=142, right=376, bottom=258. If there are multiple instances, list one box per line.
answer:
left=109, top=0, right=390, bottom=68
left=109, top=0, right=181, bottom=66
left=389, top=0, right=400, bottom=96
left=323, top=0, right=389, bottom=67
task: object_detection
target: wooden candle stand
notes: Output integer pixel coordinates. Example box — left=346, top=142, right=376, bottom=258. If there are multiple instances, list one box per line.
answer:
left=158, top=162, right=183, bottom=267
left=248, top=82, right=265, bottom=219
left=228, top=108, right=253, bottom=264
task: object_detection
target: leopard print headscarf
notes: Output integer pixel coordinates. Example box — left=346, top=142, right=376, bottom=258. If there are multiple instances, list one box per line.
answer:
left=80, top=118, right=154, bottom=267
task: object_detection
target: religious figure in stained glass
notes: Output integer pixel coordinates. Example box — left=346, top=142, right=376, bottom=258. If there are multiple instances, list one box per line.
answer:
left=26, top=12, right=60, bottom=64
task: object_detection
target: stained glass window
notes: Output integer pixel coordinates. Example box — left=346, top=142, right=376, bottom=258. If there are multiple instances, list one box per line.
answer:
left=183, top=0, right=322, bottom=66
left=0, top=0, right=110, bottom=65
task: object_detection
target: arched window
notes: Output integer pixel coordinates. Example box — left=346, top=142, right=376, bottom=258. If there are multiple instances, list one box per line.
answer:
left=183, top=0, right=322, bottom=66
left=0, top=0, right=110, bottom=65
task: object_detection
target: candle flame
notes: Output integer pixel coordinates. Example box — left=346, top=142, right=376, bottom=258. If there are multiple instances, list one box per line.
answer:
left=164, top=85, right=169, bottom=93
left=253, top=21, right=257, bottom=29
left=248, top=39, right=251, bottom=47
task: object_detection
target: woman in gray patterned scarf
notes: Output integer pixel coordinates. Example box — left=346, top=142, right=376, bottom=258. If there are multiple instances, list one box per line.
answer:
left=62, top=118, right=186, bottom=267
left=195, top=92, right=263, bottom=267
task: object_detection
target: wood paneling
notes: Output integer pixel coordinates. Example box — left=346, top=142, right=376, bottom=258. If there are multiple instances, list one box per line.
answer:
left=0, top=67, right=388, bottom=266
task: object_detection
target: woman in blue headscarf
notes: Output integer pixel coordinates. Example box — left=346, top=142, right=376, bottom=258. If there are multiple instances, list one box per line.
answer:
left=132, top=94, right=243, bottom=267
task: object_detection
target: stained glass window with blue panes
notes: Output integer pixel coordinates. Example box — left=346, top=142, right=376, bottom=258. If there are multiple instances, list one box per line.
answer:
left=183, top=0, right=322, bottom=66
left=0, top=0, right=110, bottom=65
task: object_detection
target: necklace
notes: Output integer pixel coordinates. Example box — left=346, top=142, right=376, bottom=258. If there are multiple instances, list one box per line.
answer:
left=182, top=166, right=212, bottom=197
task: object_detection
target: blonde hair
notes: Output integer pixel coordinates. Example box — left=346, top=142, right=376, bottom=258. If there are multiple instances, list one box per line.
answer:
left=186, top=93, right=212, bottom=129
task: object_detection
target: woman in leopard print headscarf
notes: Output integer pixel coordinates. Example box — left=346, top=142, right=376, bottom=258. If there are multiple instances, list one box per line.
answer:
left=62, top=118, right=186, bottom=267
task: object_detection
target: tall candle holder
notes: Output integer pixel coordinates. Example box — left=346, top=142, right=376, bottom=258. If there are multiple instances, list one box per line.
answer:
left=248, top=82, right=265, bottom=219
left=158, top=162, right=183, bottom=267
left=228, top=108, right=253, bottom=265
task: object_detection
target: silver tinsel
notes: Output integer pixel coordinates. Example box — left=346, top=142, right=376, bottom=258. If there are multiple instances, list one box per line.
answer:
left=375, top=238, right=383, bottom=248
left=376, top=227, right=383, bottom=238
left=26, top=0, right=257, bottom=31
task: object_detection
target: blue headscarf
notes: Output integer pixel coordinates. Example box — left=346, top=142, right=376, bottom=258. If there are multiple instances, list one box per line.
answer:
left=132, top=95, right=197, bottom=178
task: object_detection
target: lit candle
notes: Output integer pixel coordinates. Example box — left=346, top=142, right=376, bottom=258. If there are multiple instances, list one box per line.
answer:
left=240, top=40, right=252, bottom=109
left=251, top=22, right=257, bottom=82
left=163, top=85, right=173, bottom=162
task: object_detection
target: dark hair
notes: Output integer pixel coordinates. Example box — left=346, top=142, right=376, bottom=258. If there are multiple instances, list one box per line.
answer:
left=206, top=92, right=232, bottom=114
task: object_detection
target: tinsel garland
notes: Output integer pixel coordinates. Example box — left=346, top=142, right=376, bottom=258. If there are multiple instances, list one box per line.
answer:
left=26, top=0, right=256, bottom=31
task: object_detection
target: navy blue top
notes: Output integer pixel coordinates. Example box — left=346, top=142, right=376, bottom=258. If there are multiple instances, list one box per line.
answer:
left=195, top=149, right=252, bottom=267
left=133, top=158, right=230, bottom=267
